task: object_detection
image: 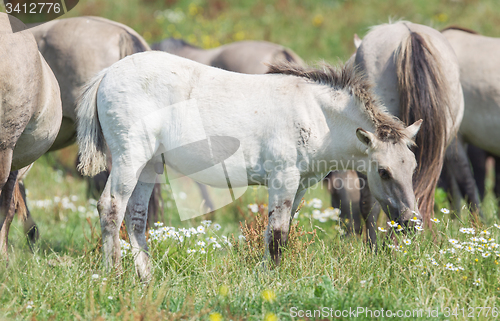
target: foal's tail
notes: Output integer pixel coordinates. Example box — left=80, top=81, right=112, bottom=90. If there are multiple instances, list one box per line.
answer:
left=395, top=30, right=451, bottom=221
left=76, top=70, right=108, bottom=177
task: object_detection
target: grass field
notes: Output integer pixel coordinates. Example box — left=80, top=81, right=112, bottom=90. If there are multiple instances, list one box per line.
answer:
left=2, top=0, right=500, bottom=320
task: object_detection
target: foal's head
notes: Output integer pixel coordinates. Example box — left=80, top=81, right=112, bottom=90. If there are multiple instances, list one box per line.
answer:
left=356, top=120, right=423, bottom=227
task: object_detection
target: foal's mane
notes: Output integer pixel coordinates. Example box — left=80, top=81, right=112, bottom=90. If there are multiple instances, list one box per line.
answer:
left=267, top=61, right=409, bottom=143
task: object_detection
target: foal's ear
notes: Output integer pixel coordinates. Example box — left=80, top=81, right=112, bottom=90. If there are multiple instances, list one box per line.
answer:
left=405, top=119, right=423, bottom=139
left=356, top=128, right=376, bottom=148
left=354, top=34, right=362, bottom=48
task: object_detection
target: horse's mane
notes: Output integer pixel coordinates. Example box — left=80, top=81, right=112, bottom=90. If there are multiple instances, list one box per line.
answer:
left=440, top=25, right=479, bottom=34
left=267, top=61, right=410, bottom=143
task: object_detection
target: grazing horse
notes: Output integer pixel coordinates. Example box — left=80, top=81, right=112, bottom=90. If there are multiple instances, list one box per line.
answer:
left=353, top=21, right=464, bottom=223
left=11, top=17, right=157, bottom=241
left=441, top=26, right=500, bottom=206
left=77, top=51, right=422, bottom=280
left=0, top=13, right=62, bottom=262
left=151, top=38, right=305, bottom=73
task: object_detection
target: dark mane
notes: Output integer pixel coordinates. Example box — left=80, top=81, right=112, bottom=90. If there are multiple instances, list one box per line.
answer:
left=267, top=62, right=409, bottom=143
left=440, top=25, right=479, bottom=34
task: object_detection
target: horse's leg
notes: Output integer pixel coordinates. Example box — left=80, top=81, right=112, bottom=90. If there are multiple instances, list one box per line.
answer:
left=327, top=171, right=358, bottom=236
left=467, top=145, right=487, bottom=200
left=0, top=170, right=18, bottom=263
left=264, top=169, right=300, bottom=266
left=445, top=140, right=482, bottom=220
left=124, top=180, right=155, bottom=282
left=493, top=155, right=500, bottom=200
left=358, top=172, right=380, bottom=250
left=146, top=183, right=161, bottom=229
left=17, top=180, right=39, bottom=246
left=97, top=160, right=136, bottom=273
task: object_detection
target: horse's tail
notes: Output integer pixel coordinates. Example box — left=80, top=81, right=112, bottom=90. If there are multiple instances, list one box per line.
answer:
left=395, top=30, right=451, bottom=221
left=76, top=70, right=108, bottom=177
left=273, top=47, right=305, bottom=67
left=118, top=29, right=151, bottom=58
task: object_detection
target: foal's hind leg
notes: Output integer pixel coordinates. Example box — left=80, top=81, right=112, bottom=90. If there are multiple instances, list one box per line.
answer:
left=124, top=180, right=155, bottom=281
left=97, top=161, right=137, bottom=273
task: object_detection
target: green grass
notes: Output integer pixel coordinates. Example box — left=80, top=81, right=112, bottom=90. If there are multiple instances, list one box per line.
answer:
left=2, top=0, right=500, bottom=319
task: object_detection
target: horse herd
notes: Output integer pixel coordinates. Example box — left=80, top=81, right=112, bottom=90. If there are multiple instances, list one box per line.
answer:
left=0, top=13, right=499, bottom=281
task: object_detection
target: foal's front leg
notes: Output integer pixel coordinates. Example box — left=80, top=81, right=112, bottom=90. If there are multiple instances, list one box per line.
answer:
left=265, top=169, right=301, bottom=266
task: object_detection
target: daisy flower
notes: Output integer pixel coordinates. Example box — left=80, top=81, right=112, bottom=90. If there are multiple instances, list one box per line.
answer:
left=212, top=223, right=221, bottom=231
left=396, top=224, right=404, bottom=232
left=378, top=227, right=388, bottom=232
left=449, top=239, right=459, bottom=245
left=196, top=241, right=206, bottom=247
left=459, top=227, right=475, bottom=235
left=482, top=252, right=491, bottom=258
left=440, top=208, right=450, bottom=214
left=197, top=225, right=206, bottom=234
left=410, top=216, right=420, bottom=223
left=430, top=218, right=440, bottom=223
left=387, top=221, right=398, bottom=228
left=248, top=204, right=259, bottom=213
left=187, top=249, right=196, bottom=254
left=415, top=225, right=424, bottom=231
left=494, top=224, right=500, bottom=229
left=308, top=198, right=322, bottom=209
left=480, top=230, right=491, bottom=236
left=201, top=220, right=212, bottom=227
left=403, top=239, right=411, bottom=245
left=200, top=248, right=206, bottom=254
left=445, top=263, right=455, bottom=270
left=473, top=278, right=481, bottom=286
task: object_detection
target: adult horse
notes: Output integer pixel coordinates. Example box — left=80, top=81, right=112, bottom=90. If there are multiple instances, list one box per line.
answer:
left=151, top=38, right=305, bottom=73
left=10, top=17, right=156, bottom=242
left=441, top=26, right=500, bottom=205
left=0, top=13, right=62, bottom=262
left=77, top=51, right=422, bottom=280
left=354, top=21, right=464, bottom=223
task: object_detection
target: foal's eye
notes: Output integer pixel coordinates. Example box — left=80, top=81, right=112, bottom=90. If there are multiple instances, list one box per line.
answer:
left=378, top=168, right=391, bottom=180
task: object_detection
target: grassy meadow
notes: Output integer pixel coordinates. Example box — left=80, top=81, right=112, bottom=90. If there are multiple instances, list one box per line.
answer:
left=2, top=0, right=500, bottom=319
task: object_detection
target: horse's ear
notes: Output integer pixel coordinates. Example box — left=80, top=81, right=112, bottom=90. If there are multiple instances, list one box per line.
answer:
left=356, top=128, right=376, bottom=147
left=405, top=119, right=423, bottom=139
left=354, top=34, right=362, bottom=48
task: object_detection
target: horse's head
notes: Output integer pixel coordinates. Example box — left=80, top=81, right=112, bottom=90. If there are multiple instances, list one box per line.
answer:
left=356, top=120, right=423, bottom=227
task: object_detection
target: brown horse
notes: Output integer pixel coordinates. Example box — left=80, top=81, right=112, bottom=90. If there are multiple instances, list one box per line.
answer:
left=0, top=13, right=62, bottom=262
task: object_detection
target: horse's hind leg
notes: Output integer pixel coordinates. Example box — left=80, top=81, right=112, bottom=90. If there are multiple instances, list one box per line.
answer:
left=124, top=181, right=155, bottom=281
left=17, top=180, right=39, bottom=246
left=97, top=161, right=137, bottom=274
left=0, top=170, right=18, bottom=263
